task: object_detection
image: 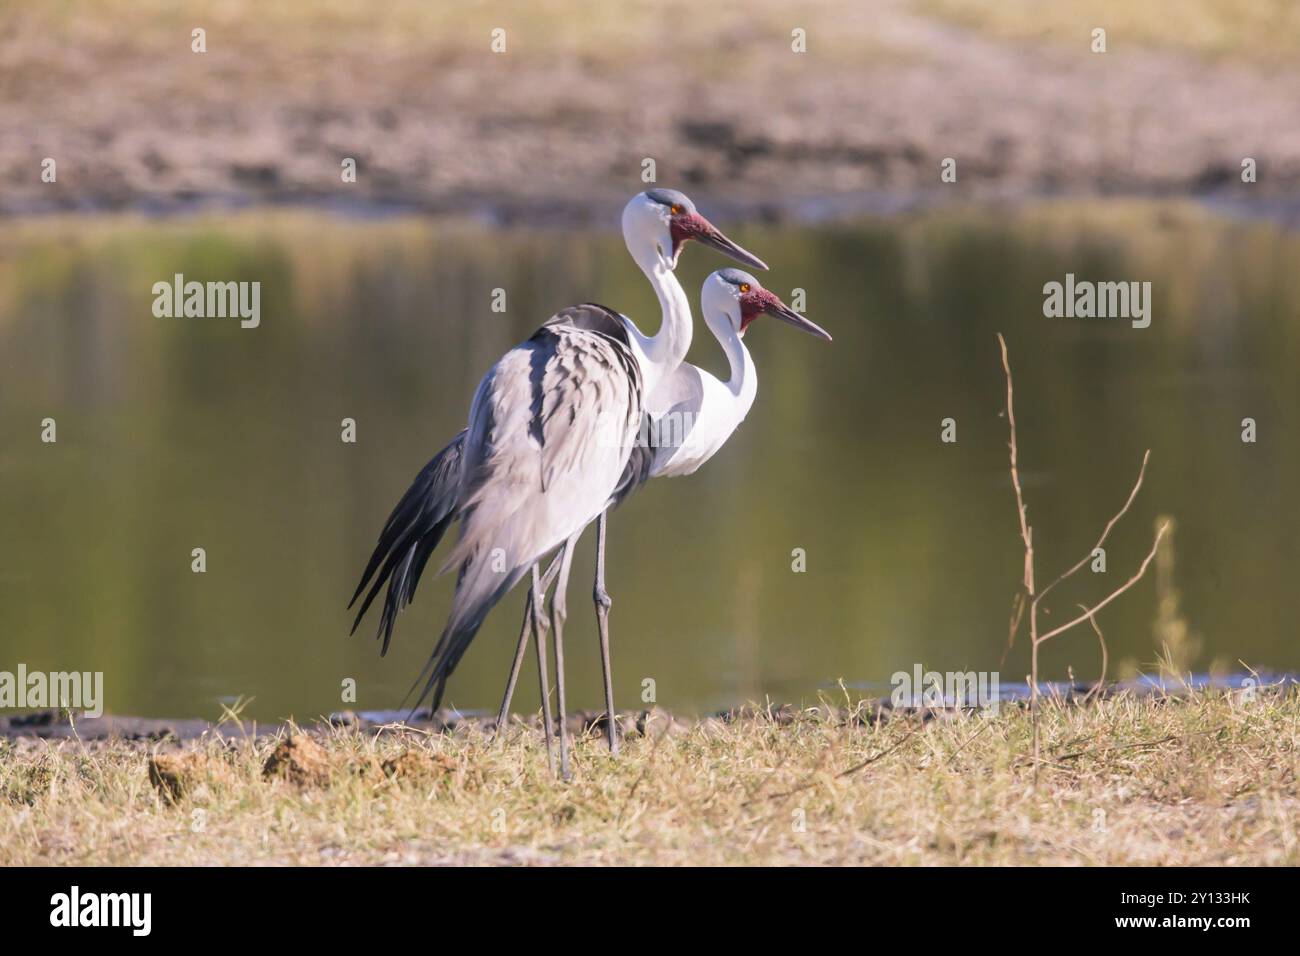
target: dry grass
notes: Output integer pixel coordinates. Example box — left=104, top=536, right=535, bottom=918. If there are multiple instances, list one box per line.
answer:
left=2, top=688, right=1296, bottom=865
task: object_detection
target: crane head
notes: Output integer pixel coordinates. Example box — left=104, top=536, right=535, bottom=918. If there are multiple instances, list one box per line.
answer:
left=703, top=269, right=832, bottom=341
left=624, top=189, right=768, bottom=272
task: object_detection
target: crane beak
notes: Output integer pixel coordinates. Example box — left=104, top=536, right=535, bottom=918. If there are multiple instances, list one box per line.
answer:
left=695, top=222, right=769, bottom=271
left=764, top=299, right=832, bottom=341
left=672, top=212, right=769, bottom=271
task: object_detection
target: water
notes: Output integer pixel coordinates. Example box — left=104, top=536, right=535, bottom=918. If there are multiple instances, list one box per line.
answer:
left=2, top=202, right=1298, bottom=721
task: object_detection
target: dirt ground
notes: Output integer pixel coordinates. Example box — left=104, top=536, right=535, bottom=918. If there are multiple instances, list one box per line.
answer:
left=4, top=0, right=1299, bottom=221
left=3, top=689, right=1296, bottom=866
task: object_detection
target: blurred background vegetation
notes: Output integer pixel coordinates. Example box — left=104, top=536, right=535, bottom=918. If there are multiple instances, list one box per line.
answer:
left=4, top=0, right=1299, bottom=216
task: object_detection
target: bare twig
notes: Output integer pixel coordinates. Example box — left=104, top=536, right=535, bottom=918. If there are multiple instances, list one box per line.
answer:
left=1055, top=734, right=1179, bottom=762
left=741, top=748, right=835, bottom=808
left=1038, top=522, right=1169, bottom=644
left=1000, top=590, right=1026, bottom=669
left=997, top=333, right=1042, bottom=776
left=1036, top=450, right=1151, bottom=607
left=1079, top=603, right=1109, bottom=704
left=996, top=333, right=1166, bottom=784
left=998, top=335, right=1034, bottom=599
left=748, top=727, right=921, bottom=806
left=946, top=720, right=994, bottom=765
left=835, top=727, right=921, bottom=779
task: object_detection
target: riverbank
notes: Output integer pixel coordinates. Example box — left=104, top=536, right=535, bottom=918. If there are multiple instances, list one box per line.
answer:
left=5, top=0, right=1300, bottom=223
left=3, top=686, right=1295, bottom=865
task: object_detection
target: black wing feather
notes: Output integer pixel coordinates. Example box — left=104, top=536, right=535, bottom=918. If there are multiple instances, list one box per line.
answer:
left=610, top=419, right=655, bottom=509
left=348, top=429, right=466, bottom=654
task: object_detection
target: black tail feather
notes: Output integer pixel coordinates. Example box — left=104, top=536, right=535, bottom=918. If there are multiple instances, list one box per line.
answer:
left=349, top=429, right=467, bottom=654
left=400, top=563, right=527, bottom=718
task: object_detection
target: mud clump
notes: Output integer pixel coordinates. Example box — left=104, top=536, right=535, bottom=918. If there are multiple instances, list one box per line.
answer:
left=148, top=752, right=208, bottom=801
left=262, top=734, right=331, bottom=787
left=380, top=750, right=456, bottom=786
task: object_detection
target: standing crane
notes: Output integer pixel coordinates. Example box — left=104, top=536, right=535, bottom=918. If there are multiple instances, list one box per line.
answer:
left=349, top=189, right=766, bottom=776
left=492, top=268, right=831, bottom=750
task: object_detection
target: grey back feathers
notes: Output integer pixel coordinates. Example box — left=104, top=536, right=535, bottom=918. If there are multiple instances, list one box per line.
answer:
left=350, top=302, right=646, bottom=714
left=542, top=302, right=632, bottom=347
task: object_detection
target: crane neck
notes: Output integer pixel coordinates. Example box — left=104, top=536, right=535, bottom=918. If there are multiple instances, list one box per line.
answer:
left=721, top=323, right=755, bottom=401
left=627, top=240, right=693, bottom=396
left=698, top=310, right=756, bottom=430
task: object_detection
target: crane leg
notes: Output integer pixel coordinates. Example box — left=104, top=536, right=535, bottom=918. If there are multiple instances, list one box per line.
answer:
left=494, top=552, right=564, bottom=743
left=593, top=510, right=619, bottom=754
left=550, top=534, right=579, bottom=781
left=529, top=563, right=556, bottom=775
left=494, top=590, right=532, bottom=744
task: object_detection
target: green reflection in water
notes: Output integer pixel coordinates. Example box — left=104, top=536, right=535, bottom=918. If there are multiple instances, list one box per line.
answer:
left=1, top=203, right=1298, bottom=720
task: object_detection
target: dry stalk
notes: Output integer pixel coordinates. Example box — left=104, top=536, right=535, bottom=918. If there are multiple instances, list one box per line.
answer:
left=996, top=333, right=1168, bottom=783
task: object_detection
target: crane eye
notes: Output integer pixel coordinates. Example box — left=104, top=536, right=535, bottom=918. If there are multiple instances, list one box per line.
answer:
left=670, top=204, right=683, bottom=215
left=739, top=283, right=751, bottom=293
